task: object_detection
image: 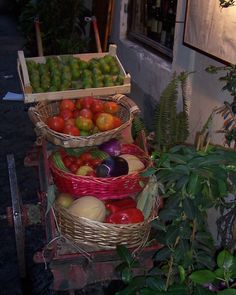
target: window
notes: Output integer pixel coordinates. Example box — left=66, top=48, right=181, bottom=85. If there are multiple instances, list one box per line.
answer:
left=128, top=0, right=177, bottom=58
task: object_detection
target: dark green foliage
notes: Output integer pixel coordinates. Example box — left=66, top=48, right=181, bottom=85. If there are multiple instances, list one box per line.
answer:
left=116, top=145, right=236, bottom=294
left=154, top=72, right=190, bottom=151
left=205, top=65, right=236, bottom=147
left=19, top=0, right=90, bottom=55
left=131, top=115, right=148, bottom=140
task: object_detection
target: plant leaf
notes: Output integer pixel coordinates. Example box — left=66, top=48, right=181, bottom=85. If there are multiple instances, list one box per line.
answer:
left=159, top=208, right=179, bottom=221
left=217, top=250, right=234, bottom=269
left=190, top=270, right=216, bottom=285
left=217, top=290, right=236, bottom=295
left=183, top=198, right=196, bottom=219
left=121, top=266, right=132, bottom=284
left=154, top=247, right=172, bottom=261
left=116, top=245, right=133, bottom=266
left=145, top=276, right=166, bottom=291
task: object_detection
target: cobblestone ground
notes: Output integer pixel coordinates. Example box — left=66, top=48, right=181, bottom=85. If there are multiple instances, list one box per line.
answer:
left=0, top=14, right=125, bottom=295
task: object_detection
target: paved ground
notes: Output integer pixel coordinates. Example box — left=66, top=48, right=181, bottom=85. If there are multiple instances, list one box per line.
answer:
left=0, top=13, right=126, bottom=295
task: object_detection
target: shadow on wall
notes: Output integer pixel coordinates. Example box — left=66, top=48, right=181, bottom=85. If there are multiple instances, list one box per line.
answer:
left=130, top=81, right=157, bottom=131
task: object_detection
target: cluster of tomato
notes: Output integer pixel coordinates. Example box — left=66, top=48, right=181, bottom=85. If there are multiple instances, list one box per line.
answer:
left=47, top=97, right=122, bottom=136
left=60, top=150, right=101, bottom=176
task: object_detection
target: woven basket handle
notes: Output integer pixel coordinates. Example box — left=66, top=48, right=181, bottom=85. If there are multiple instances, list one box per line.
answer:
left=28, top=106, right=48, bottom=138
left=112, top=94, right=140, bottom=115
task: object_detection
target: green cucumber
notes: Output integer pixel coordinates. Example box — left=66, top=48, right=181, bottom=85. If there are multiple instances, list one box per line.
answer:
left=52, top=152, right=69, bottom=172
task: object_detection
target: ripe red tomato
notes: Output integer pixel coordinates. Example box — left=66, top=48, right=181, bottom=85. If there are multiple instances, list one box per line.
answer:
left=103, top=101, right=119, bottom=114
left=93, top=112, right=102, bottom=123
left=65, top=118, right=76, bottom=126
left=47, top=116, right=65, bottom=132
left=90, top=158, right=102, bottom=168
left=91, top=100, right=104, bottom=113
left=79, top=108, right=93, bottom=120
left=73, top=109, right=81, bottom=118
left=59, top=99, right=76, bottom=111
left=63, top=156, right=74, bottom=168
left=113, top=116, right=122, bottom=128
left=69, top=163, right=79, bottom=174
left=75, top=99, right=83, bottom=110
left=75, top=157, right=84, bottom=167
left=96, top=113, right=114, bottom=131
left=80, top=152, right=94, bottom=163
left=75, top=116, right=94, bottom=131
left=59, top=109, right=73, bottom=120
left=62, top=125, right=80, bottom=136
left=81, top=96, right=94, bottom=109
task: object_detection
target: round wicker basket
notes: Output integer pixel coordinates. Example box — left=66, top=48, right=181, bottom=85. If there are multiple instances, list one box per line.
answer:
left=28, top=94, right=139, bottom=148
left=49, top=143, right=151, bottom=200
left=54, top=201, right=156, bottom=250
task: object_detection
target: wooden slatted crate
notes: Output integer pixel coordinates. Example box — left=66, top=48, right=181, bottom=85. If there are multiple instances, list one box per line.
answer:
left=17, top=44, right=131, bottom=103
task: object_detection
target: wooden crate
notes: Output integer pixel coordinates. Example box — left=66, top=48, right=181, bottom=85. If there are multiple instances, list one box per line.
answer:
left=17, top=44, right=131, bottom=104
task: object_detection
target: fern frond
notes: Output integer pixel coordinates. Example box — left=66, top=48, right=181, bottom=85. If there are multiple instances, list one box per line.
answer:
left=131, top=115, right=147, bottom=140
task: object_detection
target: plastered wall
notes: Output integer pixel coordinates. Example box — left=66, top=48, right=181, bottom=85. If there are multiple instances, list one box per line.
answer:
left=111, top=0, right=230, bottom=144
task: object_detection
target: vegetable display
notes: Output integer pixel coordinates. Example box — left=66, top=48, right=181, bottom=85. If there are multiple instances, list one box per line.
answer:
left=26, top=55, right=124, bottom=93
left=46, top=97, right=122, bottom=136
left=51, top=140, right=147, bottom=178
left=68, top=196, right=106, bottom=222
left=96, top=156, right=129, bottom=177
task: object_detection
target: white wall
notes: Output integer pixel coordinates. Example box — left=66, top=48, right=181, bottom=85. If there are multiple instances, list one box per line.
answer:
left=111, top=0, right=230, bottom=144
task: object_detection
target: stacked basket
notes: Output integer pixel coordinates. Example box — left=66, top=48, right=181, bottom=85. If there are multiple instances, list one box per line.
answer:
left=22, top=46, right=158, bottom=250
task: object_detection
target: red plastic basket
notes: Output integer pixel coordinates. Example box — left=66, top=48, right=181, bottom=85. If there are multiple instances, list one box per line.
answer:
left=49, top=143, right=151, bottom=200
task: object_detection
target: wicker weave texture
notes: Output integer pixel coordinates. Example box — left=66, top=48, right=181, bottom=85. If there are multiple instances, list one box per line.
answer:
left=54, top=203, right=152, bottom=249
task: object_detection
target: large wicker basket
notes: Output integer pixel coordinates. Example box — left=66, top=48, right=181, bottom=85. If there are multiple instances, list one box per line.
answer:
left=49, top=143, right=151, bottom=200
left=28, top=94, right=139, bottom=148
left=54, top=201, right=157, bottom=250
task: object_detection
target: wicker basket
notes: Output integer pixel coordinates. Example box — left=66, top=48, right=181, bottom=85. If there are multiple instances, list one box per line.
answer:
left=49, top=143, right=151, bottom=200
left=54, top=201, right=157, bottom=250
left=28, top=94, right=139, bottom=148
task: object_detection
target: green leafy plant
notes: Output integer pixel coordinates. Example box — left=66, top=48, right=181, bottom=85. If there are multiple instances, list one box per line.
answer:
left=153, top=72, right=191, bottom=151
left=115, top=145, right=236, bottom=294
left=190, top=249, right=236, bottom=293
left=19, top=0, right=90, bottom=55
left=205, top=65, right=236, bottom=146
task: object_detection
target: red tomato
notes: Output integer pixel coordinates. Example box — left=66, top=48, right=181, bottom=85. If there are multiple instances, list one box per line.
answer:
left=80, top=152, right=94, bottom=163
left=59, top=99, right=76, bottom=111
left=113, top=116, right=122, bottom=128
left=63, top=156, right=74, bottom=168
left=65, top=118, right=76, bottom=126
left=62, top=125, right=80, bottom=136
left=103, top=101, right=120, bottom=114
left=47, top=116, right=65, bottom=132
left=79, top=108, right=93, bottom=120
left=93, top=112, right=102, bottom=123
left=69, top=163, right=79, bottom=174
left=90, top=158, right=102, bottom=168
left=91, top=100, right=104, bottom=113
left=59, top=149, right=67, bottom=159
left=75, top=99, right=83, bottom=110
left=59, top=109, right=73, bottom=120
left=96, top=113, right=114, bottom=131
left=73, top=109, right=81, bottom=118
left=75, top=116, right=94, bottom=131
left=81, top=96, right=94, bottom=109
left=75, top=158, right=84, bottom=167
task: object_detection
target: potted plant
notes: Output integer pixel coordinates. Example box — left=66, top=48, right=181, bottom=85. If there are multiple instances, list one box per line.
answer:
left=114, top=73, right=236, bottom=295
